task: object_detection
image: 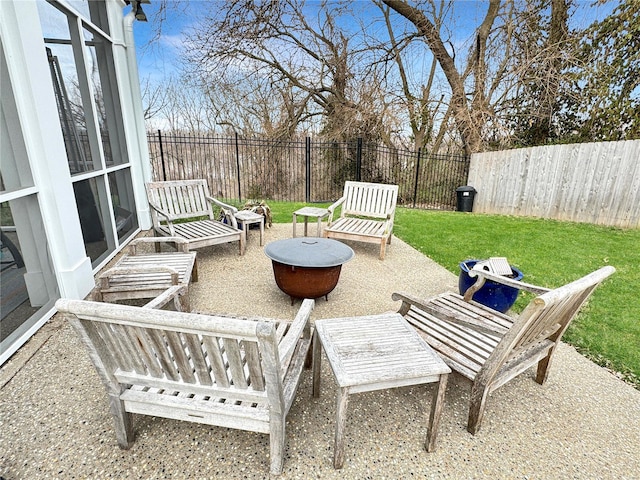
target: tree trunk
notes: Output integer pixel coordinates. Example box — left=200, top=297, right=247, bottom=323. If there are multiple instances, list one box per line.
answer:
left=383, top=0, right=500, bottom=155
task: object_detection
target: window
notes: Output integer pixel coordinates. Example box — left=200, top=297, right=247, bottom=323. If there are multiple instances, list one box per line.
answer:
left=40, top=0, right=138, bottom=268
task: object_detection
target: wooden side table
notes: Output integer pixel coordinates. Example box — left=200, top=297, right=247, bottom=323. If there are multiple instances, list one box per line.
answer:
left=234, top=210, right=265, bottom=246
left=312, top=312, right=451, bottom=469
left=292, top=206, right=329, bottom=237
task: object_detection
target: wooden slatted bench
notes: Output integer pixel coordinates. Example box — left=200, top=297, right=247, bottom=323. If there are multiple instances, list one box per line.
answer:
left=146, top=179, right=245, bottom=254
left=56, top=298, right=315, bottom=475
left=324, top=181, right=399, bottom=260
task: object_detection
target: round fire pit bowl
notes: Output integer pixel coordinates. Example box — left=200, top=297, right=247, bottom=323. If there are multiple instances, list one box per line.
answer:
left=264, top=238, right=354, bottom=303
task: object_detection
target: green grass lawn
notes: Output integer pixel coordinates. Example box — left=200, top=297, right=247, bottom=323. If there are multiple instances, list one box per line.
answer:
left=265, top=201, right=639, bottom=388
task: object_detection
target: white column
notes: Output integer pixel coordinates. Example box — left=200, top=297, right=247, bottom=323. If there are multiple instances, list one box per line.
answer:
left=107, top=0, right=153, bottom=230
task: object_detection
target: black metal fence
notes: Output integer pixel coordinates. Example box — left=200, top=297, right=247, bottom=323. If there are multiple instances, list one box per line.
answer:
left=147, top=131, right=470, bottom=209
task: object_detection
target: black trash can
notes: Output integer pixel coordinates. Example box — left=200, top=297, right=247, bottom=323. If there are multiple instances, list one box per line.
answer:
left=456, top=186, right=477, bottom=212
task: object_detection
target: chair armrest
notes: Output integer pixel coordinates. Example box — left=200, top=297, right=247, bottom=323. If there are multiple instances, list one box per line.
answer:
left=467, top=268, right=551, bottom=295
left=392, top=291, right=510, bottom=336
left=386, top=203, right=396, bottom=217
left=129, top=236, right=189, bottom=254
left=208, top=196, right=238, bottom=214
left=392, top=291, right=439, bottom=316
left=148, top=201, right=171, bottom=219
left=148, top=201, right=176, bottom=235
left=278, top=298, right=314, bottom=378
left=142, top=285, right=187, bottom=310
left=208, top=196, right=239, bottom=228
left=327, top=196, right=346, bottom=223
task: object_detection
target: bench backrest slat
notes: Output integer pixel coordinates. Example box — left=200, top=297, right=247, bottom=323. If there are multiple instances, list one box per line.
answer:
left=59, top=300, right=275, bottom=403
left=147, top=179, right=215, bottom=221
left=342, top=181, right=398, bottom=219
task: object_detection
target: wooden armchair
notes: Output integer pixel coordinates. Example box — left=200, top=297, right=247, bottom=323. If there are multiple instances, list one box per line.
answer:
left=146, top=179, right=245, bottom=254
left=56, top=297, right=315, bottom=475
left=324, top=181, right=399, bottom=260
left=393, top=265, right=615, bottom=434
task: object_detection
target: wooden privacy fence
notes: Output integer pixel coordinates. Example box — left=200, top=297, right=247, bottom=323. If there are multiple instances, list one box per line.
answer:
left=468, top=140, right=640, bottom=228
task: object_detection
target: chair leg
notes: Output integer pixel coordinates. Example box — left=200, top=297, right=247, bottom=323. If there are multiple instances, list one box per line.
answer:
left=108, top=395, right=135, bottom=449
left=536, top=351, right=555, bottom=384
left=467, top=382, right=490, bottom=435
left=269, top=416, right=286, bottom=475
left=312, top=329, right=322, bottom=398
left=191, top=260, right=199, bottom=283
left=238, top=235, right=246, bottom=255
left=379, top=239, right=386, bottom=260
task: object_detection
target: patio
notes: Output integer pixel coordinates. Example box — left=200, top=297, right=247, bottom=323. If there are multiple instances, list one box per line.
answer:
left=1, top=223, right=639, bottom=479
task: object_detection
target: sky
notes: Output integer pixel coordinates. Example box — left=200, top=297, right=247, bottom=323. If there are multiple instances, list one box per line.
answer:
left=129, top=0, right=619, bottom=89
left=126, top=0, right=618, bottom=132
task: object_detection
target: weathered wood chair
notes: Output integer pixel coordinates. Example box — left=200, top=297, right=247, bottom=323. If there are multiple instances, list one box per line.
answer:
left=324, top=181, right=399, bottom=260
left=393, top=265, right=615, bottom=434
left=146, top=179, right=245, bottom=254
left=56, top=297, right=315, bottom=475
left=93, top=237, right=197, bottom=312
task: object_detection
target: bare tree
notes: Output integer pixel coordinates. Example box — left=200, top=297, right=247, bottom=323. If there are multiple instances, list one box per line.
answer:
left=372, top=0, right=450, bottom=150
left=183, top=0, right=394, bottom=142
left=382, top=0, right=501, bottom=155
left=140, top=76, right=170, bottom=121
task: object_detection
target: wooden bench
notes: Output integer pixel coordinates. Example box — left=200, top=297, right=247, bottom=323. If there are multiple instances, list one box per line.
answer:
left=56, top=298, right=315, bottom=475
left=324, top=181, right=398, bottom=260
left=393, top=265, right=615, bottom=434
left=146, top=179, right=245, bottom=254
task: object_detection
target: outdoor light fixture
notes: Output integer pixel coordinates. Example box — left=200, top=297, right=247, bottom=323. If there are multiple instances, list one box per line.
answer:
left=126, top=0, right=150, bottom=22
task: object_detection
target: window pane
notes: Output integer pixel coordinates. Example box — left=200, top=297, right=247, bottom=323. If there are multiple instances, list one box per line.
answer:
left=0, top=197, right=59, bottom=346
left=109, top=169, right=138, bottom=241
left=46, top=43, right=97, bottom=173
left=1, top=47, right=35, bottom=194
left=84, top=27, right=128, bottom=167
left=73, top=178, right=108, bottom=263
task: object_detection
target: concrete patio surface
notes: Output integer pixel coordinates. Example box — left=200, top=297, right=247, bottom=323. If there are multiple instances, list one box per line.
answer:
left=1, top=223, right=638, bottom=479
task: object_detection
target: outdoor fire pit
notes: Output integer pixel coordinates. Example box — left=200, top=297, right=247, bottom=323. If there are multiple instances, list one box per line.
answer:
left=264, top=238, right=354, bottom=303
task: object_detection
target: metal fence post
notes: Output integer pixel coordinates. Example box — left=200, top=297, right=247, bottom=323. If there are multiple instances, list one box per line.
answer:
left=356, top=137, right=362, bottom=181
left=157, top=129, right=166, bottom=180
left=305, top=136, right=311, bottom=203
left=235, top=132, right=241, bottom=200
left=413, top=147, right=421, bottom=208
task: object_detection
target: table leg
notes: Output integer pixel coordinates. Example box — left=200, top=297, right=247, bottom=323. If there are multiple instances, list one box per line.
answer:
left=425, top=373, right=448, bottom=452
left=243, top=221, right=249, bottom=243
left=316, top=216, right=322, bottom=237
left=303, top=216, right=309, bottom=237
left=334, top=386, right=350, bottom=469
left=292, top=213, right=298, bottom=237
left=259, top=218, right=264, bottom=246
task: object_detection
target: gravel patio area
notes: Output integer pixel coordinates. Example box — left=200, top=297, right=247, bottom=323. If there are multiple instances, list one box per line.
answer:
left=1, top=223, right=638, bottom=479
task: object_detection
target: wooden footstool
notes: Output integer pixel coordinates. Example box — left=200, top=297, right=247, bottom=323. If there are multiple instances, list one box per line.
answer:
left=94, top=237, right=197, bottom=311
left=312, top=312, right=450, bottom=469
